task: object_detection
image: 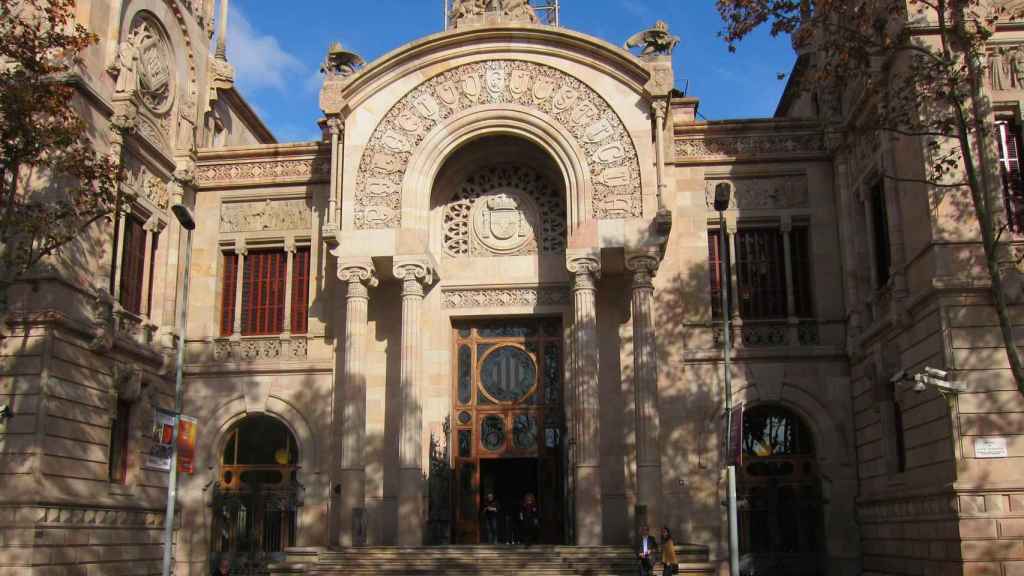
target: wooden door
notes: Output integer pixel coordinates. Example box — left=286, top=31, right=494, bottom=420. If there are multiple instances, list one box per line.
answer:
left=452, top=318, right=565, bottom=544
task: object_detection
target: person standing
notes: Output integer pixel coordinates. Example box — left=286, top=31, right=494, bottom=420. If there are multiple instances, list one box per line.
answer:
left=637, top=524, right=658, bottom=576
left=519, top=492, right=540, bottom=546
left=482, top=492, right=501, bottom=544
left=660, top=527, right=679, bottom=576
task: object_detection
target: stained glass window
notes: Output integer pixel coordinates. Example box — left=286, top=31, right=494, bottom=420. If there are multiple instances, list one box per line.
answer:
left=480, top=346, right=536, bottom=403
left=481, top=416, right=505, bottom=451
left=458, top=345, right=472, bottom=405
left=512, top=414, right=538, bottom=449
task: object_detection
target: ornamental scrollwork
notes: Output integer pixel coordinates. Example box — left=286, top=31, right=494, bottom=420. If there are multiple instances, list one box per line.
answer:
left=353, top=60, right=643, bottom=229
left=674, top=133, right=826, bottom=160
left=441, top=286, right=571, bottom=309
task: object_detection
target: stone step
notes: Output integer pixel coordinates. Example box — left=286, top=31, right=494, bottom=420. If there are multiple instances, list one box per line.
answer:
left=271, top=545, right=715, bottom=576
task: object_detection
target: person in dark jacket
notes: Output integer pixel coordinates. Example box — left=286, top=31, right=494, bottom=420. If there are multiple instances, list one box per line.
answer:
left=519, top=492, right=540, bottom=546
left=482, top=492, right=501, bottom=544
left=636, top=524, right=658, bottom=576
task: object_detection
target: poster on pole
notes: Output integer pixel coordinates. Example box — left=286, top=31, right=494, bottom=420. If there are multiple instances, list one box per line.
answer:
left=177, top=415, right=198, bottom=474
left=144, top=409, right=176, bottom=472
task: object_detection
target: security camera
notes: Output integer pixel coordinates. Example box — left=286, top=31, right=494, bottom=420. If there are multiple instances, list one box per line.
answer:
left=923, top=367, right=948, bottom=380
left=0, top=404, right=12, bottom=420
left=912, top=370, right=967, bottom=394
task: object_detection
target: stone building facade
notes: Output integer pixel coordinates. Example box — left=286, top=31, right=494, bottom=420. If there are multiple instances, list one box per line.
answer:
left=1, top=1, right=1023, bottom=576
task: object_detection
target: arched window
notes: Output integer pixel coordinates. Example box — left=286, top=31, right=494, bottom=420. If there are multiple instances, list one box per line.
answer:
left=738, top=405, right=824, bottom=576
left=212, top=415, right=301, bottom=571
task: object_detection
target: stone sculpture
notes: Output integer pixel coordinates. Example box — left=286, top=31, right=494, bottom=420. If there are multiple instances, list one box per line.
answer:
left=115, top=24, right=156, bottom=95
left=624, top=20, right=680, bottom=57
left=321, top=42, right=365, bottom=79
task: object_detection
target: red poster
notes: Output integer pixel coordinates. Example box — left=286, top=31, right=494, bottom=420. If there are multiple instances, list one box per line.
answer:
left=177, top=415, right=198, bottom=474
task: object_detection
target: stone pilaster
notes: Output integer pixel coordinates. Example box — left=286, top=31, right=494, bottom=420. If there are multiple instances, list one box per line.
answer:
left=626, top=249, right=662, bottom=532
left=567, top=250, right=603, bottom=545
left=394, top=255, right=437, bottom=546
left=336, top=258, right=377, bottom=547
left=231, top=239, right=247, bottom=337
left=326, top=117, right=343, bottom=231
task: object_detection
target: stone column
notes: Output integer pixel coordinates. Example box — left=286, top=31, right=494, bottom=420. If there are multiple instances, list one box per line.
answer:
left=394, top=256, right=436, bottom=546
left=626, top=250, right=662, bottom=532
left=725, top=218, right=741, bottom=322
left=337, top=258, right=377, bottom=547
left=215, top=0, right=229, bottom=60
left=780, top=216, right=799, bottom=343
left=140, top=215, right=161, bottom=318
left=327, top=117, right=343, bottom=230
left=567, top=250, right=603, bottom=545
left=232, top=239, right=246, bottom=336
left=282, top=237, right=296, bottom=336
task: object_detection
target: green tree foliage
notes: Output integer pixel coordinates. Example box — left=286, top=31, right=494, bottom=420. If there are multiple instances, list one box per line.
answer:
left=0, top=0, right=126, bottom=304
left=715, top=0, right=1024, bottom=393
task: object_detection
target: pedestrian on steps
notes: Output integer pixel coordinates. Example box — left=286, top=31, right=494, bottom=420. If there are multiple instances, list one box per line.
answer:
left=660, top=526, right=679, bottom=576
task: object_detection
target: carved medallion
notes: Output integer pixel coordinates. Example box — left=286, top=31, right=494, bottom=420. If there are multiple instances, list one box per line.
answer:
left=127, top=13, right=175, bottom=115
left=444, top=164, right=565, bottom=258
left=354, top=60, right=642, bottom=229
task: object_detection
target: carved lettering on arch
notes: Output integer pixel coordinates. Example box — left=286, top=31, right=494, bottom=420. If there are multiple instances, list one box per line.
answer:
left=353, top=60, right=643, bottom=230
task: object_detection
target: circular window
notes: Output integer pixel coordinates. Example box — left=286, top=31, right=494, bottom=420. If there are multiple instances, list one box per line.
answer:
left=479, top=345, right=536, bottom=403
left=481, top=415, right=505, bottom=451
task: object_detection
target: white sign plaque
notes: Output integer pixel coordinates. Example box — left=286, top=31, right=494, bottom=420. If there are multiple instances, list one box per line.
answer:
left=974, top=437, right=1009, bottom=459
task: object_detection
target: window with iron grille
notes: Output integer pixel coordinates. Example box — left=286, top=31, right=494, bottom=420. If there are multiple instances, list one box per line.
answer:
left=221, top=247, right=311, bottom=337
left=708, top=227, right=813, bottom=319
left=997, top=119, right=1024, bottom=233
left=119, top=216, right=147, bottom=315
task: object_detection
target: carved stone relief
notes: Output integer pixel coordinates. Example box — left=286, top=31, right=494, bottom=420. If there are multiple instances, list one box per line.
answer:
left=195, top=158, right=330, bottom=186
left=704, top=176, right=809, bottom=210
left=213, top=337, right=308, bottom=361
left=986, top=45, right=1024, bottom=90
left=443, top=164, right=566, bottom=257
left=220, top=199, right=311, bottom=233
left=442, top=286, right=571, bottom=309
left=121, top=13, right=175, bottom=115
left=354, top=60, right=643, bottom=229
left=675, top=133, right=825, bottom=160
left=124, top=154, right=170, bottom=210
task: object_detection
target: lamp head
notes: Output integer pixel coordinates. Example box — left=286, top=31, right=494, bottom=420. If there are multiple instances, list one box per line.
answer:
left=171, top=203, right=196, bottom=231
left=713, top=182, right=732, bottom=212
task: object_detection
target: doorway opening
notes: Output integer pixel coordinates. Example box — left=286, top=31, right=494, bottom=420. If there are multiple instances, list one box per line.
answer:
left=480, top=458, right=538, bottom=544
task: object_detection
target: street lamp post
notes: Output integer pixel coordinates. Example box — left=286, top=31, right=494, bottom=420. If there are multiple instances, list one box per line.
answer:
left=161, top=203, right=195, bottom=576
left=713, top=182, right=740, bottom=576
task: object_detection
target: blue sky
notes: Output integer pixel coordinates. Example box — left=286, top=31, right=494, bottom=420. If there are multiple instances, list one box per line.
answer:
left=225, top=1, right=796, bottom=143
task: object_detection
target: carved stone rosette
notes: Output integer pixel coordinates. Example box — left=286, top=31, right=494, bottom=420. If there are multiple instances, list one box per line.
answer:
left=353, top=60, right=643, bottom=229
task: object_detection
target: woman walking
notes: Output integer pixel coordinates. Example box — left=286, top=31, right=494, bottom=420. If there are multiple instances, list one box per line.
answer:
left=660, top=527, right=678, bottom=576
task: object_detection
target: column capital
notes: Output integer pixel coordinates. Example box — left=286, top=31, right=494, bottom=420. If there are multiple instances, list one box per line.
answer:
left=626, top=250, right=661, bottom=288
left=234, top=238, right=247, bottom=256
left=284, top=236, right=298, bottom=254
left=326, top=115, right=345, bottom=136
left=393, top=255, right=437, bottom=290
left=143, top=214, right=163, bottom=233
left=651, top=99, right=668, bottom=120
left=780, top=214, right=793, bottom=233
left=338, top=257, right=378, bottom=287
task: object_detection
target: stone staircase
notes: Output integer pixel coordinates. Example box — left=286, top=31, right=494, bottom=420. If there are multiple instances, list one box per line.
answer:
left=270, top=544, right=716, bottom=575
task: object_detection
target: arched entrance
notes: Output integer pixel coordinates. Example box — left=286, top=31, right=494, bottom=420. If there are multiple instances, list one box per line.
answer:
left=211, top=414, right=303, bottom=571
left=738, top=405, right=825, bottom=575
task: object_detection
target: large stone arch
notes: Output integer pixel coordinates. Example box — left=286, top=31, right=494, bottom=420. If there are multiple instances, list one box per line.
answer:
left=352, top=59, right=643, bottom=232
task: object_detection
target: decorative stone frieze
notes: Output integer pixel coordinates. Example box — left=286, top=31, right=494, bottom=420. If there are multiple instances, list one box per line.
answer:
left=219, top=199, right=311, bottom=233
left=354, top=60, right=643, bottom=229
left=985, top=44, right=1024, bottom=90
left=674, top=132, right=826, bottom=161
left=441, top=286, right=571, bottom=309
left=703, top=175, right=808, bottom=210
left=443, top=164, right=566, bottom=257
left=212, top=336, right=309, bottom=361
left=195, top=158, right=330, bottom=187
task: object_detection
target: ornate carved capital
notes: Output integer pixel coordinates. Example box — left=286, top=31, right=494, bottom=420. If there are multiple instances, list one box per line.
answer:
left=651, top=100, right=668, bottom=121
left=113, top=363, right=143, bottom=404
left=143, top=214, right=162, bottom=233
left=234, top=238, right=248, bottom=257
left=338, top=257, right=378, bottom=293
left=393, top=256, right=437, bottom=295
left=326, top=115, right=344, bottom=136
left=567, top=252, right=601, bottom=291
left=780, top=214, right=793, bottom=233
left=626, top=250, right=661, bottom=289
left=284, top=237, right=297, bottom=254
